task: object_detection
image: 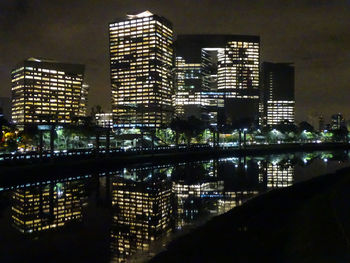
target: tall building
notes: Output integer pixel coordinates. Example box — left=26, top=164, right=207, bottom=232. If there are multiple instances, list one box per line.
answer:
left=11, top=181, right=86, bottom=234
left=261, top=62, right=295, bottom=126
left=95, top=112, right=114, bottom=128
left=173, top=57, right=202, bottom=118
left=319, top=115, right=325, bottom=131
left=11, top=58, right=87, bottom=125
left=175, top=35, right=260, bottom=128
left=331, top=113, right=345, bottom=130
left=109, top=11, right=174, bottom=129
left=78, top=84, right=89, bottom=118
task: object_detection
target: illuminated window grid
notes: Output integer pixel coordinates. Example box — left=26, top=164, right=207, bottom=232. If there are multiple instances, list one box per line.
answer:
left=266, top=100, right=295, bottom=125
left=217, top=41, right=259, bottom=93
left=11, top=60, right=86, bottom=124
left=109, top=12, right=174, bottom=128
left=217, top=191, right=259, bottom=214
left=110, top=179, right=172, bottom=260
left=267, top=163, right=294, bottom=188
left=11, top=182, right=85, bottom=234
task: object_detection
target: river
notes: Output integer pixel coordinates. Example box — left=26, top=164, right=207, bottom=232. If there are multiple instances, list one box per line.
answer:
left=0, top=150, right=349, bottom=262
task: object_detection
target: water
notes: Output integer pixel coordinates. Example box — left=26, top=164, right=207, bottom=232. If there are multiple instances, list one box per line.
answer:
left=0, top=150, right=349, bottom=263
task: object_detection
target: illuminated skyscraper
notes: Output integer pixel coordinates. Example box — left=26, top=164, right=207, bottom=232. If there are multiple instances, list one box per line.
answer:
left=95, top=112, right=114, bottom=128
left=318, top=115, right=325, bottom=131
left=331, top=113, right=345, bottom=130
left=78, top=84, right=89, bottom=118
left=11, top=58, right=87, bottom=125
left=261, top=62, right=295, bottom=126
left=11, top=181, right=86, bottom=234
left=173, top=57, right=202, bottom=118
left=109, top=11, right=174, bottom=128
left=110, top=176, right=173, bottom=262
left=175, top=35, right=260, bottom=128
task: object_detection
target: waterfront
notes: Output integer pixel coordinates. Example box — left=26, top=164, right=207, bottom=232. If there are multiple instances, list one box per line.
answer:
left=0, top=150, right=349, bottom=262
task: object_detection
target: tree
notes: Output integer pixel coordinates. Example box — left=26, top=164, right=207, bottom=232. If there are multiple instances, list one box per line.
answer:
left=18, top=125, right=39, bottom=151
left=170, top=117, right=186, bottom=145
left=183, top=116, right=206, bottom=145
left=298, top=121, right=315, bottom=133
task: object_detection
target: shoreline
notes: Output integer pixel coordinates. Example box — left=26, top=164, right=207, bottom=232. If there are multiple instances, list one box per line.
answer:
left=0, top=142, right=349, bottom=186
left=150, top=165, right=350, bottom=262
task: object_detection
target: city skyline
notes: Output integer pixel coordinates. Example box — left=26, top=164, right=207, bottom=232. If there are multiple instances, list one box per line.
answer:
left=1, top=1, right=350, bottom=123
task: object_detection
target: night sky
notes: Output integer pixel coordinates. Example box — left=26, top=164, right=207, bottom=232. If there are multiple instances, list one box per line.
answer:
left=1, top=0, right=350, bottom=125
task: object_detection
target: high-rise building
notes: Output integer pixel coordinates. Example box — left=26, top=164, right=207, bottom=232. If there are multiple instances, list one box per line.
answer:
left=261, top=62, right=295, bottom=126
left=11, top=58, right=87, bottom=125
left=173, top=57, right=202, bottom=118
left=109, top=11, right=174, bottom=129
left=78, top=84, right=89, bottom=118
left=175, top=35, right=260, bottom=128
left=331, top=113, right=345, bottom=130
left=95, top=112, right=114, bottom=128
left=319, top=115, right=325, bottom=131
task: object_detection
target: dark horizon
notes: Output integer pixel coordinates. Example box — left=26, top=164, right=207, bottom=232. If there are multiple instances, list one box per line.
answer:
left=1, top=0, right=350, bottom=125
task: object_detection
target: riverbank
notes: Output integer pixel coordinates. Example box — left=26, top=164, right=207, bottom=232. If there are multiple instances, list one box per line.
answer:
left=0, top=142, right=349, bottom=186
left=150, top=165, right=350, bottom=263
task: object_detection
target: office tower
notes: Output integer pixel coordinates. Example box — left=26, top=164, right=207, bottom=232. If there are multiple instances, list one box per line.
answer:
left=175, top=35, right=260, bottom=128
left=11, top=181, right=86, bottom=234
left=331, top=113, right=345, bottom=130
left=78, top=84, right=89, bottom=118
left=109, top=11, right=174, bottom=129
left=95, top=112, right=114, bottom=128
left=110, top=176, right=173, bottom=261
left=173, top=57, right=202, bottom=118
left=319, top=115, right=325, bottom=131
left=11, top=58, right=86, bottom=125
left=261, top=62, right=295, bottom=126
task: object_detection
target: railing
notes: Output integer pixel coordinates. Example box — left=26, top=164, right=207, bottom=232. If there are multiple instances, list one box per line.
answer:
left=0, top=142, right=348, bottom=165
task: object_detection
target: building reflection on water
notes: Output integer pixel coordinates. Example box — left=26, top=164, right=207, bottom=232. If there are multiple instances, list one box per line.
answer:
left=5, top=151, right=348, bottom=262
left=11, top=180, right=87, bottom=234
left=110, top=172, right=173, bottom=262
left=109, top=156, right=297, bottom=261
left=266, top=161, right=294, bottom=188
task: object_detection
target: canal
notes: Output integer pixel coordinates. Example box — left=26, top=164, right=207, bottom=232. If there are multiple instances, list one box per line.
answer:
left=0, top=150, right=349, bottom=262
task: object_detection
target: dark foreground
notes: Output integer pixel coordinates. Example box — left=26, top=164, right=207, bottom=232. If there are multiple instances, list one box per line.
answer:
left=151, top=167, right=350, bottom=263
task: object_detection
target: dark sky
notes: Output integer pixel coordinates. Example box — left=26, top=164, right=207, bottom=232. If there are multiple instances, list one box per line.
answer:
left=1, top=0, right=350, bottom=125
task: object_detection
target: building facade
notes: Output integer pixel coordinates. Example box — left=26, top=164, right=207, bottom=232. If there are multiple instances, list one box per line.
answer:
left=261, top=62, right=295, bottom=126
left=95, top=112, right=114, bottom=128
left=173, top=57, right=202, bottom=118
left=174, top=35, right=260, bottom=129
left=331, top=113, right=345, bottom=130
left=11, top=58, right=87, bottom=125
left=109, top=11, right=174, bottom=128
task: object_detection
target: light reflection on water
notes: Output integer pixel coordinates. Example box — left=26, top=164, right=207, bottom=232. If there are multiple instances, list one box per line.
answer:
left=0, top=150, right=349, bottom=263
